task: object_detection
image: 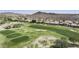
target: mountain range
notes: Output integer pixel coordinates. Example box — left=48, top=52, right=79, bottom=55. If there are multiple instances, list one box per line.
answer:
left=0, top=11, right=79, bottom=22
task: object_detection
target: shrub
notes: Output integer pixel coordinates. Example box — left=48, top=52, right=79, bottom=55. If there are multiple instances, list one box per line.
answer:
left=50, top=40, right=69, bottom=48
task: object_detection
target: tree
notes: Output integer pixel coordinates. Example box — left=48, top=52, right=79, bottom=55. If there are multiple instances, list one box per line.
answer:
left=31, top=20, right=36, bottom=23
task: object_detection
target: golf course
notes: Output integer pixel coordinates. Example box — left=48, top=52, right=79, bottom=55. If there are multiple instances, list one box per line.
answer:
left=0, top=22, right=79, bottom=48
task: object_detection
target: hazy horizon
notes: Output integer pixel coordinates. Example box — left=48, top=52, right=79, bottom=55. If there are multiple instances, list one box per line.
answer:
left=0, top=10, right=79, bottom=14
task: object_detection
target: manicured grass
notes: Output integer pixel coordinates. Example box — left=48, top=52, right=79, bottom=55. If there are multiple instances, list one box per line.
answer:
left=0, top=23, right=79, bottom=48
left=29, top=24, right=79, bottom=42
left=7, top=33, right=21, bottom=38
left=11, top=36, right=29, bottom=43
left=0, top=30, right=15, bottom=35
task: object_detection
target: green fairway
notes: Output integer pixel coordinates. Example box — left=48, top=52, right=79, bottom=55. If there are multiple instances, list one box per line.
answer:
left=30, top=24, right=79, bottom=42
left=0, top=23, right=79, bottom=48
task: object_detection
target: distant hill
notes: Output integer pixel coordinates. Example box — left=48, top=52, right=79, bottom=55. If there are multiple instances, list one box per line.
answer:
left=32, top=11, right=56, bottom=15
left=0, top=11, right=79, bottom=22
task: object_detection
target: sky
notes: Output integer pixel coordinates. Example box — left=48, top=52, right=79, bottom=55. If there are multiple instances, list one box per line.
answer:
left=0, top=10, right=79, bottom=14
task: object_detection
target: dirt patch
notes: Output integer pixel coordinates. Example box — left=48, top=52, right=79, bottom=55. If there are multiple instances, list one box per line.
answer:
left=27, top=35, right=59, bottom=48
